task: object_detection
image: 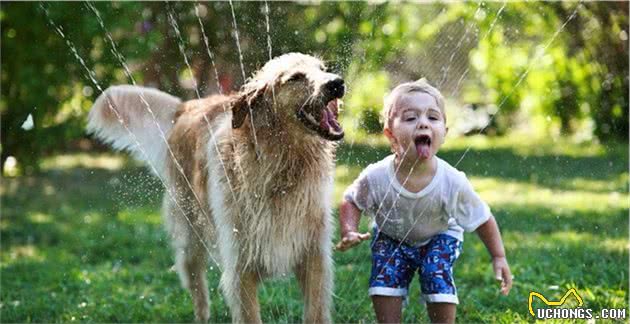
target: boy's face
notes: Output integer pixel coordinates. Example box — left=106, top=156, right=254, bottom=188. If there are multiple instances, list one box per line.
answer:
left=384, top=92, right=447, bottom=162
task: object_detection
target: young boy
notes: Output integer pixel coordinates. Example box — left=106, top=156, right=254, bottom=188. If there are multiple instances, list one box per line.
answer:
left=336, top=79, right=512, bottom=324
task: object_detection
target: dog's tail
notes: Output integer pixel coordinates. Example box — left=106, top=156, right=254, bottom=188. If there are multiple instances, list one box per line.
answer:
left=87, top=85, right=181, bottom=175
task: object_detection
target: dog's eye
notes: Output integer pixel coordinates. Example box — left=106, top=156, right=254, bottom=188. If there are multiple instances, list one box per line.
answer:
left=324, top=65, right=339, bottom=74
left=287, top=72, right=305, bottom=82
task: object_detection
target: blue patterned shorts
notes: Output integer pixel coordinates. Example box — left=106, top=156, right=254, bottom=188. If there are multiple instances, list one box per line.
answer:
left=368, top=231, right=463, bottom=304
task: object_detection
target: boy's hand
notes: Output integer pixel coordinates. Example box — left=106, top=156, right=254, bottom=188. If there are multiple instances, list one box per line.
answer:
left=492, top=256, right=512, bottom=295
left=335, top=231, right=371, bottom=252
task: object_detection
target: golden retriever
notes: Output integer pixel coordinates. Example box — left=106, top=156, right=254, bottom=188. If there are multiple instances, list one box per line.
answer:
left=87, top=53, right=345, bottom=323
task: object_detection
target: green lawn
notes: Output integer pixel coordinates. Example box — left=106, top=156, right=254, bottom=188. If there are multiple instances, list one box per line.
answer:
left=2, top=136, right=628, bottom=322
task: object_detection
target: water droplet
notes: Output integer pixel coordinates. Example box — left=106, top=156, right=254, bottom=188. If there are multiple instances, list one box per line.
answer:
left=82, top=86, right=93, bottom=97
left=21, top=114, right=34, bottom=131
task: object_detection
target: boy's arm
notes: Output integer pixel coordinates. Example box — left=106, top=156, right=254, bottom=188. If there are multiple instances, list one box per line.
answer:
left=335, top=199, right=371, bottom=252
left=475, top=215, right=513, bottom=295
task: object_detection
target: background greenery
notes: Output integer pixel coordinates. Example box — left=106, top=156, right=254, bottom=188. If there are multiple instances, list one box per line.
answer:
left=1, top=1, right=628, bottom=322
left=2, top=1, right=628, bottom=173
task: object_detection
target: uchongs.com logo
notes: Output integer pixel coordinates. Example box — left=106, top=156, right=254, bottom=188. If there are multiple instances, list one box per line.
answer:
left=528, top=288, right=626, bottom=320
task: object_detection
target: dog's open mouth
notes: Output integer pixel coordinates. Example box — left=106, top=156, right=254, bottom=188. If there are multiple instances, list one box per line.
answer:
left=297, top=98, right=344, bottom=141
left=414, top=135, right=432, bottom=160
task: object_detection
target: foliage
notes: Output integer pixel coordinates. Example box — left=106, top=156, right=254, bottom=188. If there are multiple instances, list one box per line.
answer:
left=465, top=2, right=628, bottom=137
left=344, top=71, right=390, bottom=134
left=1, top=2, right=628, bottom=174
left=1, top=3, right=147, bottom=173
left=1, top=137, right=627, bottom=322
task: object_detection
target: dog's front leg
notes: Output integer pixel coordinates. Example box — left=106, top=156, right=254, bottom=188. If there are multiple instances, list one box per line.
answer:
left=222, top=268, right=262, bottom=324
left=295, top=248, right=333, bottom=324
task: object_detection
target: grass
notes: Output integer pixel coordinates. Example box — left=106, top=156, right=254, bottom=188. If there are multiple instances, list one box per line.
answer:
left=1, top=136, right=628, bottom=322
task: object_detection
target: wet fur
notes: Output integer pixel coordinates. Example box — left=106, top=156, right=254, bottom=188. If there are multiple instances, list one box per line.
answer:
left=87, top=53, right=338, bottom=323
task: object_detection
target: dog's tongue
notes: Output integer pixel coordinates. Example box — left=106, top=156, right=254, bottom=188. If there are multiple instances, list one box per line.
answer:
left=415, top=141, right=431, bottom=160
left=320, top=100, right=342, bottom=133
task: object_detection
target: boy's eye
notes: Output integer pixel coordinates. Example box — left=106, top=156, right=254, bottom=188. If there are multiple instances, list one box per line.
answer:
left=405, top=117, right=416, bottom=122
left=429, top=116, right=439, bottom=121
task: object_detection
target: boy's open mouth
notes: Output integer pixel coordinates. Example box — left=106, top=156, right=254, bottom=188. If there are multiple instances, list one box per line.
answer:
left=414, top=135, right=432, bottom=160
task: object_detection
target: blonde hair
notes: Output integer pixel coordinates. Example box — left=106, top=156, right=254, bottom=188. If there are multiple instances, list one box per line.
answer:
left=381, top=78, right=445, bottom=130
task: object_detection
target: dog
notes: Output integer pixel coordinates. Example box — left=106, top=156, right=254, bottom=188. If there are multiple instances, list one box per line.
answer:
left=87, top=53, right=345, bottom=323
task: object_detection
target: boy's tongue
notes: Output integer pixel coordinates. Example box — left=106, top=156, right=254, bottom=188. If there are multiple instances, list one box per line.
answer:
left=415, top=141, right=431, bottom=160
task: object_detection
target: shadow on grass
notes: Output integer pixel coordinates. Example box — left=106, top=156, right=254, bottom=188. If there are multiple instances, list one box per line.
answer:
left=455, top=228, right=628, bottom=320
left=2, top=166, right=166, bottom=258
left=1, top=164, right=302, bottom=322
left=493, top=204, right=628, bottom=238
left=331, top=198, right=628, bottom=322
left=332, top=226, right=628, bottom=323
left=2, top=166, right=186, bottom=322
left=0, top=254, right=199, bottom=322
left=2, top=140, right=628, bottom=322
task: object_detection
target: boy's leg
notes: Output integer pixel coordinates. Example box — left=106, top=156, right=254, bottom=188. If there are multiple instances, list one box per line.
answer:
left=426, top=302, right=456, bottom=324
left=416, top=234, right=463, bottom=324
left=369, top=231, right=413, bottom=324
left=372, top=295, right=403, bottom=323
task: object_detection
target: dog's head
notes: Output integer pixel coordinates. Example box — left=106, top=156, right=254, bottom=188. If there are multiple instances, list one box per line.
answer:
left=232, top=53, right=345, bottom=141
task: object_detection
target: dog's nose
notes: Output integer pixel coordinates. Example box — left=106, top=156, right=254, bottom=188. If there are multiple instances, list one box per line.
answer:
left=324, top=78, right=345, bottom=98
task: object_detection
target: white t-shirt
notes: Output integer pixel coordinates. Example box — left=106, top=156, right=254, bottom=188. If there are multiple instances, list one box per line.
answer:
left=343, top=155, right=491, bottom=245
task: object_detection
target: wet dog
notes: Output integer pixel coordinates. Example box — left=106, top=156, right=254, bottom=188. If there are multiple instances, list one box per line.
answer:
left=87, top=53, right=345, bottom=323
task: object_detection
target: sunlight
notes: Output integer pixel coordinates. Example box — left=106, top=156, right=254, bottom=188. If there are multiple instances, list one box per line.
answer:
left=472, top=177, right=629, bottom=212
left=505, top=231, right=628, bottom=254
left=2, top=245, right=45, bottom=265
left=28, top=212, right=53, bottom=224
left=116, top=207, right=162, bottom=225
left=40, top=153, right=128, bottom=171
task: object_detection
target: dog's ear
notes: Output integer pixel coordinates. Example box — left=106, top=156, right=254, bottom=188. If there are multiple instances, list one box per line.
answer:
left=232, top=95, right=250, bottom=129
left=232, top=84, right=267, bottom=129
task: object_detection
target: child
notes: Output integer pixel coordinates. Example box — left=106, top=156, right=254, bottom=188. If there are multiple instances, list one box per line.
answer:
left=336, top=79, right=512, bottom=324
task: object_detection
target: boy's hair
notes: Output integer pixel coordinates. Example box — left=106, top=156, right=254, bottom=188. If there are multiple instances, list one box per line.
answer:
left=381, top=78, right=446, bottom=130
